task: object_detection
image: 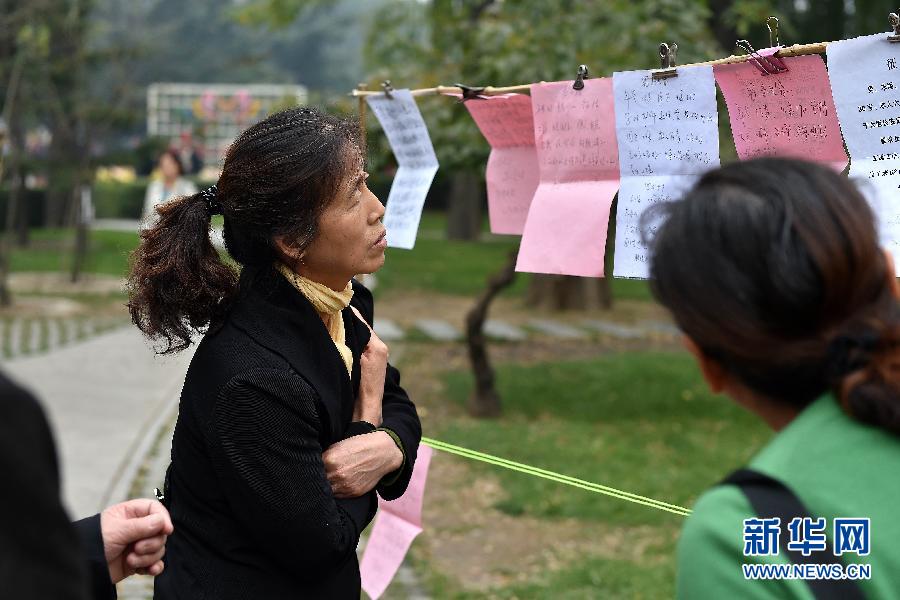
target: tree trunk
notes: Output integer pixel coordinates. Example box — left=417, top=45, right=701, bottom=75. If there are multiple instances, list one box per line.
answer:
left=446, top=171, right=482, bottom=241
left=9, top=115, right=27, bottom=247
left=0, top=41, right=26, bottom=307
left=70, top=184, right=91, bottom=283
left=465, top=248, right=518, bottom=417
left=44, top=0, right=90, bottom=228
left=525, top=275, right=610, bottom=311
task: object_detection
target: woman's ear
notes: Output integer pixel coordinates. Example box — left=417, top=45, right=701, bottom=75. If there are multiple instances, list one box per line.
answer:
left=883, top=248, right=900, bottom=299
left=273, top=235, right=304, bottom=266
left=272, top=236, right=308, bottom=277
left=682, top=335, right=729, bottom=394
left=272, top=236, right=292, bottom=258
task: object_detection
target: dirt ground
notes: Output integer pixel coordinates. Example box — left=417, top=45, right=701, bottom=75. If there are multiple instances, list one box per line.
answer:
left=375, top=288, right=673, bottom=332
left=395, top=325, right=683, bottom=593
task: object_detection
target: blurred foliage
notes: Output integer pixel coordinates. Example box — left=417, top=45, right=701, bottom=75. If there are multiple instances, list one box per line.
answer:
left=358, top=0, right=897, bottom=173
left=361, top=0, right=722, bottom=172
left=92, top=180, right=146, bottom=219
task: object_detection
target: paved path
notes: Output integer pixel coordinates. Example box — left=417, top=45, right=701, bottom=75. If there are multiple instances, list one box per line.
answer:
left=4, top=327, right=193, bottom=518
left=0, top=317, right=129, bottom=360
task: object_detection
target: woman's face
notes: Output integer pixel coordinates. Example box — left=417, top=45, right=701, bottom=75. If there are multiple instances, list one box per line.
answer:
left=159, top=153, right=180, bottom=181
left=297, top=163, right=387, bottom=291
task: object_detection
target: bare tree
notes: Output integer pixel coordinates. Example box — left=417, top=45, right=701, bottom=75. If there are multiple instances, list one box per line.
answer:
left=465, top=249, right=517, bottom=417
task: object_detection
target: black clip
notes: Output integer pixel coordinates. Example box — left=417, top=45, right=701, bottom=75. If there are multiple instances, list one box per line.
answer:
left=767, top=16, right=781, bottom=48
left=154, top=487, right=165, bottom=502
left=573, top=65, right=589, bottom=90
left=381, top=80, right=395, bottom=99
left=455, top=83, right=486, bottom=102
left=736, top=39, right=788, bottom=75
left=889, top=11, right=900, bottom=42
left=652, top=43, right=678, bottom=80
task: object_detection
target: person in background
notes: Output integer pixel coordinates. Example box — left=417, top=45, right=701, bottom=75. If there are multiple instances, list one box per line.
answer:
left=177, top=132, right=203, bottom=175
left=142, top=149, right=197, bottom=226
left=648, top=158, right=900, bottom=598
left=1, top=370, right=174, bottom=600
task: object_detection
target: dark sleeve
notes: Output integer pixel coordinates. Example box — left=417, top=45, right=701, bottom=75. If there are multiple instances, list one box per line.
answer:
left=0, top=373, right=91, bottom=600
left=350, top=279, right=423, bottom=501
left=72, top=515, right=116, bottom=600
left=376, top=363, right=422, bottom=500
left=207, top=368, right=376, bottom=575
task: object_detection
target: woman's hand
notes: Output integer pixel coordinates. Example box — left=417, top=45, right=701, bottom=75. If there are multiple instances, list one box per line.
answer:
left=351, top=307, right=388, bottom=426
left=323, top=431, right=404, bottom=498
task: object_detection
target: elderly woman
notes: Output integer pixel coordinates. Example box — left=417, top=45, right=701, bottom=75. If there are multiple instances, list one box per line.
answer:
left=128, top=107, right=421, bottom=599
left=649, top=158, right=900, bottom=598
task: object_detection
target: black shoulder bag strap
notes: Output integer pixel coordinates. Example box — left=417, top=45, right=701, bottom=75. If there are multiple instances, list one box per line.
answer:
left=721, top=469, right=865, bottom=599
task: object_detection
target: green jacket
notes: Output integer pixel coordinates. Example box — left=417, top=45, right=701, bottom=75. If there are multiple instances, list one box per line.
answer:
left=677, top=395, right=900, bottom=599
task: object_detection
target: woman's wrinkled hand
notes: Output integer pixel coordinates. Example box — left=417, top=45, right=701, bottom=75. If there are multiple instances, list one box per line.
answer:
left=350, top=306, right=387, bottom=426
left=323, top=431, right=403, bottom=498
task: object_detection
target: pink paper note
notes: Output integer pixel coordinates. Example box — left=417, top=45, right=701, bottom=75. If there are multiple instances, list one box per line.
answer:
left=465, top=94, right=540, bottom=234
left=714, top=53, right=848, bottom=171
left=515, top=78, right=620, bottom=277
left=360, top=445, right=433, bottom=599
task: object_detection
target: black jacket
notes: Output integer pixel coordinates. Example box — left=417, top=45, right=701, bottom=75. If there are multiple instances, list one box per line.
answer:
left=0, top=371, right=115, bottom=600
left=154, top=266, right=421, bottom=599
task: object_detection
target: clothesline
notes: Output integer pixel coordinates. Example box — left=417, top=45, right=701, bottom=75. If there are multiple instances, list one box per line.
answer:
left=421, top=437, right=692, bottom=516
left=350, top=40, right=835, bottom=99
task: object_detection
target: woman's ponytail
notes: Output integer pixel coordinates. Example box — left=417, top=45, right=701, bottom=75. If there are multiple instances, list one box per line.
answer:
left=127, top=189, right=238, bottom=354
left=829, top=311, right=900, bottom=435
left=127, top=107, right=363, bottom=354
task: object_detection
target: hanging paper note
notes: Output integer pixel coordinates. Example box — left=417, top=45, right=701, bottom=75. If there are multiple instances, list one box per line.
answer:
left=828, top=33, right=900, bottom=269
left=465, top=94, right=540, bottom=235
left=366, top=90, right=440, bottom=249
left=613, top=66, right=721, bottom=279
left=360, top=445, right=433, bottom=600
left=714, top=53, right=848, bottom=171
left=515, top=78, right=620, bottom=277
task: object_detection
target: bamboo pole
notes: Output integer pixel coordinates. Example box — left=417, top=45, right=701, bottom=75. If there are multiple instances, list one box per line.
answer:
left=350, top=40, right=838, bottom=98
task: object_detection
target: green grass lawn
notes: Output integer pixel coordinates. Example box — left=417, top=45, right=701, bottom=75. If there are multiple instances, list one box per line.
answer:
left=8, top=214, right=654, bottom=302
left=378, top=212, right=653, bottom=300
left=430, top=352, right=772, bottom=598
left=10, top=229, right=139, bottom=276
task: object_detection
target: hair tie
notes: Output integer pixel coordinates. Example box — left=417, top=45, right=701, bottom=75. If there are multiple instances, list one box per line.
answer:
left=201, top=185, right=221, bottom=216
left=825, top=330, right=880, bottom=382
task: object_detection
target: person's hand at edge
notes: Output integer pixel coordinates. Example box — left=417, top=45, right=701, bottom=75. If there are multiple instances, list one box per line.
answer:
left=100, top=499, right=174, bottom=583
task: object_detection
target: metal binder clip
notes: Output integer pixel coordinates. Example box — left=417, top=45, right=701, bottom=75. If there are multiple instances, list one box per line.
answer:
left=381, top=80, right=395, bottom=99
left=767, top=16, right=781, bottom=48
left=889, top=11, right=900, bottom=42
left=652, top=43, right=678, bottom=80
left=736, top=39, right=787, bottom=75
left=573, top=65, right=589, bottom=90
left=455, top=83, right=486, bottom=102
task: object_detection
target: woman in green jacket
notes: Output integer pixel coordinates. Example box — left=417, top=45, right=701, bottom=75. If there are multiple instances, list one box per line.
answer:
left=648, top=158, right=900, bottom=599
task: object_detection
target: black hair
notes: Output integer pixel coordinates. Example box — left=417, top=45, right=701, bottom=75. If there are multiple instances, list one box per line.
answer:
left=128, top=107, right=363, bottom=353
left=647, top=158, right=900, bottom=434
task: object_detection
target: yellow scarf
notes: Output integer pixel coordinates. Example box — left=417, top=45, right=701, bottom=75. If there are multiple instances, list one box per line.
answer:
left=276, top=263, right=354, bottom=378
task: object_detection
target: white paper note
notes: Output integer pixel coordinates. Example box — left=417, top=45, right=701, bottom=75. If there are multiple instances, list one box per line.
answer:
left=612, top=66, right=721, bottom=278
left=366, top=90, right=440, bottom=249
left=828, top=33, right=900, bottom=268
